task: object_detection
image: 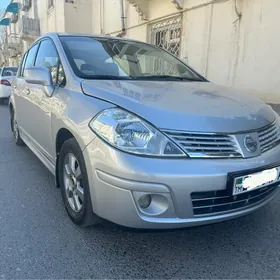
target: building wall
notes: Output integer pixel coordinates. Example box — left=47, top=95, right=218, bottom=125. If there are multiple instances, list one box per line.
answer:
left=103, top=0, right=122, bottom=34
left=38, top=0, right=93, bottom=35
left=125, top=2, right=147, bottom=41
left=149, top=0, right=177, bottom=19
left=92, top=0, right=101, bottom=34
left=234, top=0, right=280, bottom=103
left=182, top=0, right=280, bottom=103
left=38, top=0, right=66, bottom=34
left=64, top=0, right=93, bottom=34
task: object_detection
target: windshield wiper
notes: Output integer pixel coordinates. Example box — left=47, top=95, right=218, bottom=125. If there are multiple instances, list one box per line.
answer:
left=132, top=75, right=203, bottom=81
left=84, top=75, right=132, bottom=80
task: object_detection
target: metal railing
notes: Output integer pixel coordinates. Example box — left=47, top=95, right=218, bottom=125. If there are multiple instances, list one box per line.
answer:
left=1, top=31, right=23, bottom=59
left=19, top=16, right=40, bottom=39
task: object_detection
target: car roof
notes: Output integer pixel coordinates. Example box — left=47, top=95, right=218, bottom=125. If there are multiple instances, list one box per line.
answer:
left=34, top=32, right=146, bottom=45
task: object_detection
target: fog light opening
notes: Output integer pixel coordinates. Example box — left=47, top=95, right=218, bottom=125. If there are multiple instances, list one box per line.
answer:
left=138, top=194, right=152, bottom=209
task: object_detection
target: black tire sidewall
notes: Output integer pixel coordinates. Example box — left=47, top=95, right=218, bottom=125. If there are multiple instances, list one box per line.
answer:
left=58, top=138, right=94, bottom=225
left=11, top=109, right=24, bottom=146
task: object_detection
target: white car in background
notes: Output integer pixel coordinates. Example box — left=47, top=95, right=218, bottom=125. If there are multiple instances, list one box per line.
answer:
left=0, top=66, right=18, bottom=104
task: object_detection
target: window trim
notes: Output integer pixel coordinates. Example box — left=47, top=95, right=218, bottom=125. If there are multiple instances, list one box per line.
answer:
left=18, top=53, right=27, bottom=77
left=34, top=38, right=66, bottom=86
left=20, top=43, right=39, bottom=78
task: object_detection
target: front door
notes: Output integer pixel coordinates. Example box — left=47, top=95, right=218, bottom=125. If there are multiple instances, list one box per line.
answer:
left=14, top=43, right=39, bottom=140
left=23, top=39, right=62, bottom=163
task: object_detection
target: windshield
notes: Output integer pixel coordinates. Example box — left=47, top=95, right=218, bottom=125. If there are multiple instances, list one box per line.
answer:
left=60, top=36, right=204, bottom=81
left=2, top=67, right=18, bottom=77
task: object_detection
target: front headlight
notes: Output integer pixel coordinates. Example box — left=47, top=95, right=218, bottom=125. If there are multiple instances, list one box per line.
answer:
left=89, top=108, right=186, bottom=157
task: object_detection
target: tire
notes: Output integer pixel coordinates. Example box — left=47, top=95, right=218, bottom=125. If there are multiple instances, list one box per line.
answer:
left=11, top=108, right=25, bottom=146
left=0, top=98, right=4, bottom=105
left=58, top=138, right=100, bottom=226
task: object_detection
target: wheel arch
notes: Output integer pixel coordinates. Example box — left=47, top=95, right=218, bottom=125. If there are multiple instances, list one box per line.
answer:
left=55, top=128, right=75, bottom=188
left=9, top=94, right=15, bottom=114
left=9, top=99, right=14, bottom=116
left=9, top=101, right=14, bottom=132
left=56, top=128, right=75, bottom=154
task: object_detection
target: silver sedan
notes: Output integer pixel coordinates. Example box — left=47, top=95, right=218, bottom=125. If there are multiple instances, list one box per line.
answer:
left=9, top=33, right=280, bottom=229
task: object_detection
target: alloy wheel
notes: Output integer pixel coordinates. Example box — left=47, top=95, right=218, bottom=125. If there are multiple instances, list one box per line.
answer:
left=63, top=153, right=84, bottom=212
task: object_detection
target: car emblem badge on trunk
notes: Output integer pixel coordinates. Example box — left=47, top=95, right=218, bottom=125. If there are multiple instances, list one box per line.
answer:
left=244, top=135, right=257, bottom=153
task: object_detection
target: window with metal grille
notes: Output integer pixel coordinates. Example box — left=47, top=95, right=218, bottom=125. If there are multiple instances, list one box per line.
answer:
left=48, top=0, right=54, bottom=9
left=150, top=17, right=182, bottom=57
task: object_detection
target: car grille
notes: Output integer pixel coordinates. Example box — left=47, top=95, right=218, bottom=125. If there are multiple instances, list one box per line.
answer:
left=162, top=119, right=280, bottom=158
left=162, top=130, right=242, bottom=158
left=258, top=121, right=280, bottom=153
left=191, top=185, right=279, bottom=216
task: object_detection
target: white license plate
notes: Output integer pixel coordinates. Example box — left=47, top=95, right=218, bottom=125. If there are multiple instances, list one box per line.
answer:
left=233, top=167, right=280, bottom=195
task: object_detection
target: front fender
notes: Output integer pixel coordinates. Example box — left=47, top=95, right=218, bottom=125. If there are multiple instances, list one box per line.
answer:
left=51, top=88, right=115, bottom=160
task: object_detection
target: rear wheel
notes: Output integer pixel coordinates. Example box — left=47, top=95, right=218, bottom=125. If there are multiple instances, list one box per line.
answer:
left=58, top=138, right=100, bottom=226
left=11, top=109, right=25, bottom=146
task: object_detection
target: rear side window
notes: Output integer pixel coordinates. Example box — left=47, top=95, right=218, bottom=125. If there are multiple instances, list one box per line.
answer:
left=23, top=44, right=39, bottom=77
left=35, top=39, right=59, bottom=84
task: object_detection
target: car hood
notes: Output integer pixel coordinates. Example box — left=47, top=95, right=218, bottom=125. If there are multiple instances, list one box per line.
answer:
left=81, top=80, right=275, bottom=133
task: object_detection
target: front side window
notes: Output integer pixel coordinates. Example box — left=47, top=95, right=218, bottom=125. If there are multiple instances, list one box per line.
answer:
left=23, top=44, right=39, bottom=77
left=35, top=39, right=60, bottom=84
left=60, top=36, right=203, bottom=81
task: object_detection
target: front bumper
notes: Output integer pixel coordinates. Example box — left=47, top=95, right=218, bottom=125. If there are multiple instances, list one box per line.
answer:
left=83, top=137, right=280, bottom=229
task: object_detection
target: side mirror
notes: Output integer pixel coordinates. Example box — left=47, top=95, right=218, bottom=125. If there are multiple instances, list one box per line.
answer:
left=25, top=66, right=55, bottom=97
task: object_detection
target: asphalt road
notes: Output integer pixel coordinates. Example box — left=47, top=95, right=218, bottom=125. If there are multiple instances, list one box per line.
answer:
left=1, top=104, right=280, bottom=279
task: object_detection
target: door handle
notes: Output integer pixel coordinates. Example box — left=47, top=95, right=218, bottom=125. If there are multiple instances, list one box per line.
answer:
left=25, top=88, right=30, bottom=95
left=13, top=84, right=17, bottom=89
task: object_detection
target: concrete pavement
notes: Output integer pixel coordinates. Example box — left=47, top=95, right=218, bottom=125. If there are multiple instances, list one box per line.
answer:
left=0, top=104, right=280, bottom=279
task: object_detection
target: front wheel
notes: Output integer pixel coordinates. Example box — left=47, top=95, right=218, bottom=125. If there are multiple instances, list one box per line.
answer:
left=58, top=138, right=100, bottom=226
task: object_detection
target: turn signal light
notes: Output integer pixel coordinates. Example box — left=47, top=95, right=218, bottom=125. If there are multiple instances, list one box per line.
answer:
left=0, top=80, right=11, bottom=86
